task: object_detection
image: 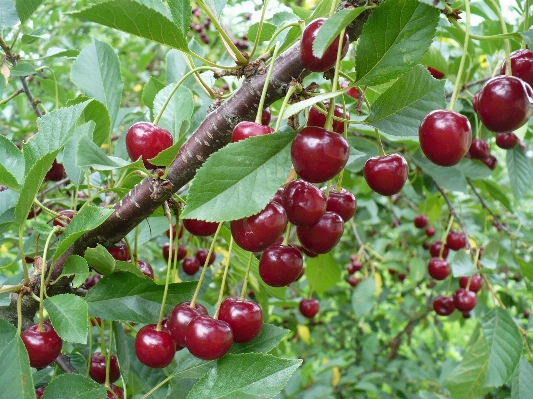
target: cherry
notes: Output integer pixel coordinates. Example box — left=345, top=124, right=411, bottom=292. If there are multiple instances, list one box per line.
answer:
left=495, top=132, right=519, bottom=149
left=166, top=302, right=208, bottom=347
left=429, top=241, right=449, bottom=259
left=482, top=155, right=498, bottom=170
left=342, top=81, right=361, bottom=100
left=89, top=352, right=120, bottom=384
left=282, top=180, right=326, bottom=226
left=107, top=384, right=124, bottom=399
left=45, top=160, right=66, bottom=182
left=525, top=309, right=531, bottom=319
left=299, top=298, right=319, bottom=318
left=322, top=187, right=357, bottom=222
left=433, top=295, right=455, bottom=316
left=183, top=219, right=219, bottom=236
left=500, top=49, right=533, bottom=88
left=125, top=122, right=173, bottom=168
left=414, top=214, right=429, bottom=229
left=300, top=18, right=349, bottom=72
left=53, top=209, right=76, bottom=230
left=137, top=260, right=154, bottom=279
left=350, top=259, right=363, bottom=273
left=446, top=230, right=467, bottom=251
left=468, top=138, right=490, bottom=160
left=218, top=297, right=263, bottom=343
left=347, top=263, right=357, bottom=274
left=231, top=121, right=274, bottom=142
left=291, top=126, right=349, bottom=183
left=134, top=324, right=176, bottom=368
left=271, top=187, right=284, bottom=204
left=230, top=201, right=287, bottom=252
left=297, top=211, right=344, bottom=254
left=21, top=323, right=62, bottom=368
left=427, top=66, right=445, bottom=79
left=453, top=288, right=477, bottom=312
left=186, top=316, right=233, bottom=360
left=459, top=274, right=483, bottom=293
left=28, top=207, right=42, bottom=219
left=363, top=154, right=408, bottom=196
left=35, top=387, right=46, bottom=399
left=475, top=75, right=533, bottom=133
left=261, top=108, right=271, bottom=126
left=347, top=275, right=359, bottom=287
left=165, top=224, right=184, bottom=239
left=307, top=102, right=349, bottom=134
left=163, top=244, right=188, bottom=262
left=195, top=248, right=215, bottom=266
left=83, top=274, right=102, bottom=290
left=425, top=226, right=436, bottom=237
left=182, top=256, right=200, bottom=275
left=259, top=244, right=303, bottom=287
left=108, top=241, right=130, bottom=262
left=397, top=272, right=407, bottom=281
left=427, top=257, right=450, bottom=280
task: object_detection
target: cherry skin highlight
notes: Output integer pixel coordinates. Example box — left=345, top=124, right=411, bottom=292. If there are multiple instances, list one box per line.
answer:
left=414, top=214, right=429, bottom=229
left=134, top=324, right=176, bottom=368
left=231, top=121, right=274, bottom=142
left=453, top=288, right=477, bottom=312
left=89, top=352, right=120, bottom=384
left=459, top=274, right=483, bottom=292
left=259, top=244, right=304, bottom=287
left=137, top=260, right=154, bottom=279
left=299, top=298, right=320, bottom=318
left=297, top=211, right=344, bottom=254
left=427, top=257, right=450, bottom=280
left=218, top=297, right=263, bottom=343
left=183, top=219, right=219, bottom=236
left=186, top=316, right=233, bottom=360
left=323, top=187, right=357, bottom=222
left=21, top=323, right=63, bottom=368
left=166, top=302, right=208, bottom=347
left=500, top=48, right=533, bottom=88
left=468, top=138, right=490, bottom=160
left=433, top=295, right=455, bottom=316
left=125, top=122, right=173, bottom=169
left=282, top=179, right=326, bottom=226
left=363, top=154, right=408, bottom=196
left=495, top=132, right=519, bottom=149
left=307, top=102, right=349, bottom=134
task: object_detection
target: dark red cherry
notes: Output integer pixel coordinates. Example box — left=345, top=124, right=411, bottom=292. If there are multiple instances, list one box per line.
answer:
left=299, top=298, right=319, bottom=318
left=446, top=230, right=467, bottom=251
left=137, top=260, right=154, bottom=279
left=165, top=224, right=184, bottom=239
left=296, top=211, right=344, bottom=254
left=425, top=226, right=436, bottom=237
left=475, top=75, right=533, bottom=133
left=350, top=259, right=363, bottom=273
left=107, top=385, right=124, bottom=399
left=45, top=160, right=66, bottom=182
left=108, top=241, right=130, bottom=262
left=291, top=126, right=349, bottom=183
left=35, top=387, right=46, bottom=399
left=433, top=295, right=455, bottom=316
left=347, top=275, right=359, bottom=287
left=495, top=132, right=519, bottom=149
left=21, top=323, right=62, bottom=368
left=322, top=187, right=356, bottom=222
left=89, top=352, right=120, bottom=384
left=231, top=121, right=274, bottom=142
left=347, top=263, right=358, bottom=274
left=261, top=108, right=271, bottom=126
left=195, top=248, right=215, bottom=266
left=271, top=187, right=284, bottom=204
left=363, top=154, right=408, bottom=196
left=164, top=244, right=187, bottom=262
left=429, top=241, right=449, bottom=259
left=307, top=102, right=349, bottom=134
left=468, top=138, right=490, bottom=160
left=166, top=302, right=208, bottom=347
left=182, top=256, right=200, bottom=275
left=428, top=257, right=450, bottom=280
left=83, top=274, right=102, bottom=290
left=500, top=48, right=533, bottom=88
left=282, top=180, right=326, bottom=226
left=258, top=244, right=303, bottom=287
left=53, top=209, right=76, bottom=230
left=300, top=18, right=349, bottom=72
left=230, top=201, right=287, bottom=252
left=414, top=214, right=429, bottom=229
left=427, top=66, right=445, bottom=79
left=218, top=297, right=263, bottom=343
left=134, top=324, right=176, bottom=368
left=482, top=155, right=498, bottom=170
left=125, top=122, right=173, bottom=168
left=185, top=316, right=233, bottom=360
left=459, top=274, right=483, bottom=292
left=453, top=288, right=477, bottom=312
left=183, top=219, right=219, bottom=236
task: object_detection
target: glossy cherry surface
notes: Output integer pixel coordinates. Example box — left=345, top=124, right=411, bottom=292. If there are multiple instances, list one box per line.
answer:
left=271, top=187, right=284, bottom=204
left=230, top=201, right=287, bottom=252
left=297, top=211, right=344, bottom=254
left=433, top=295, right=455, bottom=316
left=291, top=126, right=349, bottom=183
left=186, top=316, right=233, bottom=360
left=425, top=226, right=436, bottom=237
left=459, top=274, right=483, bottom=293
left=259, top=244, right=303, bottom=287
left=468, top=138, right=490, bottom=160
left=427, top=66, right=445, bottom=79
left=300, top=18, right=349, bottom=72
left=299, top=298, right=319, bottom=318
left=134, top=324, right=176, bottom=368
left=107, top=384, right=124, bottom=399
left=219, top=297, right=263, bottom=343
left=45, top=160, right=66, bottom=182
left=182, top=256, right=200, bottom=275
left=282, top=180, right=326, bottom=226
left=166, top=301, right=209, bottom=347
left=307, top=102, right=349, bottom=134
left=183, top=219, right=219, bottom=236
left=446, top=230, right=467, bottom=251
left=35, top=387, right=46, bottom=399
left=166, top=224, right=184, bottom=239
left=125, top=122, right=173, bottom=168
left=261, top=108, right=271, bottom=126
left=323, top=187, right=357, bottom=222
left=363, top=154, right=408, bottom=196
left=428, top=257, right=450, bottom=280
left=414, top=214, right=429, bottom=229
left=453, top=288, right=477, bottom=312
left=195, top=248, right=215, bottom=266
left=429, top=241, right=449, bottom=259
left=108, top=241, right=130, bottom=262
left=83, top=274, right=102, bottom=290
left=21, top=323, right=62, bottom=368
left=495, top=132, right=519, bottom=149
left=137, top=260, right=154, bottom=279
left=231, top=121, right=274, bottom=142
left=482, top=155, right=498, bottom=170
left=347, top=275, right=360, bottom=287
left=89, top=352, right=120, bottom=384
left=500, top=48, right=533, bottom=87
left=349, top=259, right=363, bottom=273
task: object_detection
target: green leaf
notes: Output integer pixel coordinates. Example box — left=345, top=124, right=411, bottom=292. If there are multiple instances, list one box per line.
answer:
left=84, top=244, right=116, bottom=275
left=76, top=135, right=145, bottom=172
left=0, top=0, right=18, bottom=29
left=516, top=256, right=533, bottom=282
left=60, top=255, right=89, bottom=288
left=15, top=0, right=43, bottom=23
left=305, top=253, right=341, bottom=295
left=247, top=22, right=277, bottom=44
left=146, top=141, right=182, bottom=168
left=458, top=159, right=493, bottom=180
left=351, top=276, right=375, bottom=319
left=480, top=240, right=498, bottom=270
left=182, top=127, right=296, bottom=222
left=153, top=85, right=194, bottom=138
left=68, top=96, right=111, bottom=147
left=41, top=374, right=106, bottom=399
left=0, top=135, right=24, bottom=191
left=450, top=250, right=477, bottom=277
left=44, top=294, right=88, bottom=344
left=0, top=319, right=35, bottom=399
left=114, top=260, right=146, bottom=279
left=309, top=0, right=339, bottom=21
left=230, top=324, right=290, bottom=355
left=63, top=122, right=95, bottom=186
left=205, top=0, right=227, bottom=19
left=142, top=77, right=165, bottom=117
left=113, top=320, right=132, bottom=382
left=71, top=38, right=123, bottom=127
left=0, top=188, right=18, bottom=225
left=365, top=65, right=445, bottom=137
left=506, top=146, right=533, bottom=201
left=186, top=353, right=301, bottom=399
left=512, top=357, right=533, bottom=399
left=167, top=0, right=191, bottom=35
left=475, top=180, right=513, bottom=212
left=10, top=62, right=35, bottom=77
left=355, top=0, right=440, bottom=86
left=70, top=0, right=188, bottom=52
left=53, top=205, right=114, bottom=262
left=85, top=272, right=196, bottom=323
left=36, top=76, right=67, bottom=106
left=413, top=150, right=467, bottom=192
left=480, top=307, right=523, bottom=388
left=282, top=91, right=344, bottom=120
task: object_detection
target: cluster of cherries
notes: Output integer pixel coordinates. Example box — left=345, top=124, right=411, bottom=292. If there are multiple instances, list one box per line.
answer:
left=346, top=254, right=364, bottom=287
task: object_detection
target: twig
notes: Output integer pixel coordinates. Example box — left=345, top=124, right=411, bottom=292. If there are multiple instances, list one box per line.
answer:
left=54, top=354, right=78, bottom=374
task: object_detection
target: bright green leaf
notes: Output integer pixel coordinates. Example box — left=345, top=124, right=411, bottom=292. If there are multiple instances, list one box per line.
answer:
left=63, top=122, right=95, bottom=186
left=10, top=62, right=35, bottom=77
left=247, top=22, right=277, bottom=43
left=60, top=255, right=89, bottom=288
left=41, top=374, right=106, bottom=399
left=69, top=96, right=111, bottom=147
left=512, top=357, right=533, bottom=399
left=450, top=250, right=477, bottom=277
left=0, top=188, right=18, bottom=225
left=142, top=77, right=165, bottom=118
left=351, top=276, right=375, bottom=319
left=0, top=135, right=24, bottom=191
left=305, top=253, right=341, bottom=295
left=230, top=324, right=290, bottom=355
left=167, top=0, right=191, bottom=36
left=15, top=0, right=43, bottom=23
left=506, top=146, right=533, bottom=201
left=205, top=0, right=227, bottom=19
left=153, top=85, right=194, bottom=138
left=76, top=135, right=146, bottom=172
left=44, top=294, right=88, bottom=344
left=84, top=244, right=116, bottom=275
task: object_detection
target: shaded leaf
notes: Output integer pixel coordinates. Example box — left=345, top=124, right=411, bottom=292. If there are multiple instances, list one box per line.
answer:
left=167, top=0, right=191, bottom=35
left=84, top=244, right=116, bottom=275
left=10, top=62, right=35, bottom=77
left=0, top=135, right=24, bottom=191
left=41, top=374, right=106, bottom=399
left=305, top=253, right=341, bottom=295
left=450, top=250, right=477, bottom=277
left=351, top=276, right=375, bottom=319
left=15, top=0, right=43, bottom=23
left=60, top=255, right=89, bottom=288
left=512, top=357, right=533, bottom=399
left=0, top=0, right=18, bottom=29
left=229, top=324, right=290, bottom=355
left=153, top=85, right=194, bottom=139
left=44, top=294, right=88, bottom=344
left=506, top=146, right=533, bottom=201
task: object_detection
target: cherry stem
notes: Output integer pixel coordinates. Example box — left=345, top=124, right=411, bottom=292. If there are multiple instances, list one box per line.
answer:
left=324, top=180, right=332, bottom=199
left=0, top=285, right=23, bottom=295
left=329, top=0, right=338, bottom=16
left=240, top=248, right=251, bottom=301
left=324, top=28, right=346, bottom=131
left=38, top=227, right=60, bottom=331
left=275, top=85, right=297, bottom=132
left=249, top=0, right=270, bottom=59
left=375, top=129, right=386, bottom=157
left=16, top=290, right=23, bottom=335
left=213, top=244, right=232, bottom=320
left=105, top=320, right=114, bottom=388
left=488, top=0, right=512, bottom=74
left=448, top=0, right=471, bottom=111
left=448, top=17, right=520, bottom=42
left=255, top=42, right=281, bottom=125
left=282, top=223, right=292, bottom=246
left=525, top=0, right=530, bottom=49
left=190, top=222, right=223, bottom=309
left=184, top=54, right=216, bottom=98
left=18, top=225, right=29, bottom=286
left=265, top=21, right=304, bottom=52
left=440, top=214, right=454, bottom=259
left=157, top=201, right=176, bottom=331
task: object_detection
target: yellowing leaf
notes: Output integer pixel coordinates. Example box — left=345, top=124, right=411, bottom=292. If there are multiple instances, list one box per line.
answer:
left=297, top=325, right=310, bottom=344
left=332, top=366, right=341, bottom=387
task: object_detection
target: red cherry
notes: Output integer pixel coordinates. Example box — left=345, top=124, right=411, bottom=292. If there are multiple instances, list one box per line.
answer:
left=230, top=201, right=287, bottom=252
left=231, top=121, right=274, bottom=142
left=446, top=229, right=467, bottom=251
left=433, top=295, right=455, bottom=316
left=429, top=241, right=449, bottom=259
left=347, top=263, right=357, bottom=274
left=282, top=180, right=326, bottom=226
left=108, top=241, right=130, bottom=262
left=299, top=298, right=319, bottom=318
left=475, top=75, right=533, bottom=133
left=107, top=384, right=124, bottom=399
left=186, top=316, right=233, bottom=360
left=346, top=87, right=361, bottom=100
left=291, top=126, right=349, bottom=183
left=271, top=187, right=285, bottom=204
left=21, top=323, right=62, bottom=368
left=419, top=110, right=472, bottom=167
left=323, top=187, right=357, bottom=222
left=307, top=102, right=349, bottom=134
left=427, top=66, right=445, bottom=79
left=300, top=18, right=349, bottom=72
left=35, top=387, right=46, bottom=399
left=53, top=209, right=76, bottom=230
left=165, top=224, right=184, bottom=239
left=427, top=257, right=450, bottom=280
left=137, top=260, right=154, bottom=279
left=459, top=274, right=483, bottom=292
left=350, top=259, right=363, bottom=272
left=218, top=297, right=263, bottom=343
left=347, top=275, right=362, bottom=287
left=363, top=154, right=408, bottom=196
left=166, top=302, right=208, bottom=347
left=163, top=243, right=187, bottom=262
left=183, top=219, right=219, bottom=236
left=261, top=108, right=272, bottom=126
left=259, top=244, right=303, bottom=287
left=89, top=352, right=120, bottom=384
left=83, top=274, right=102, bottom=290
left=297, top=211, right=344, bottom=254
left=134, top=324, right=176, bottom=368
left=468, top=138, right=490, bottom=160
left=500, top=48, right=533, bottom=88
left=125, top=122, right=173, bottom=168
left=425, top=226, right=436, bottom=237
left=414, top=214, right=429, bottom=229
left=45, top=160, right=66, bottom=182
left=195, top=248, right=215, bottom=266
left=182, top=256, right=200, bottom=275
left=495, top=132, right=519, bottom=149
left=453, top=288, right=477, bottom=312
left=482, top=155, right=498, bottom=170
